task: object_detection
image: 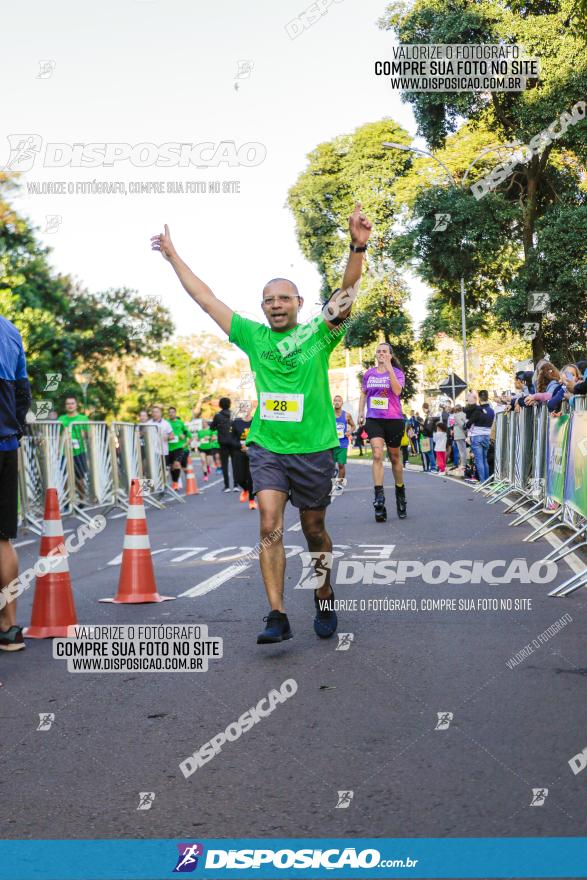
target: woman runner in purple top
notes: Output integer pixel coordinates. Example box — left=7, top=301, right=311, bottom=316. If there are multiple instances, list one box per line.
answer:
left=358, top=342, right=407, bottom=521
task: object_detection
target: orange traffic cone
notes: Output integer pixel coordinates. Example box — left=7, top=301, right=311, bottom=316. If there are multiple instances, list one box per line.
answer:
left=100, top=479, right=174, bottom=603
left=25, top=488, right=78, bottom=638
left=185, top=455, right=200, bottom=495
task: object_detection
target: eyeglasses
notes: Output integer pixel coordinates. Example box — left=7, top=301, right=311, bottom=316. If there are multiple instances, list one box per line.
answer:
left=262, top=294, right=299, bottom=306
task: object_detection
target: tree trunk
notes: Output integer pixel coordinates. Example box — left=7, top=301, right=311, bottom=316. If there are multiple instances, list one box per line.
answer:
left=524, top=166, right=544, bottom=364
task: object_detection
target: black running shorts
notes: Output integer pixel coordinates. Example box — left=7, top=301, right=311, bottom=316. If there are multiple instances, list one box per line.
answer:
left=365, top=417, right=405, bottom=449
left=168, top=448, right=189, bottom=468
left=247, top=443, right=336, bottom=510
left=0, top=449, right=18, bottom=540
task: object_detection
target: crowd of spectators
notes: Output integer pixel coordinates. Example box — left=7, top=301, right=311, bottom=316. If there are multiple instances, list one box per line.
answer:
left=403, top=357, right=587, bottom=483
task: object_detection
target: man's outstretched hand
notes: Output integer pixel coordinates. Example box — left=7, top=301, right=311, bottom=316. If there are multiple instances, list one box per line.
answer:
left=349, top=202, right=372, bottom=247
left=151, top=224, right=177, bottom=262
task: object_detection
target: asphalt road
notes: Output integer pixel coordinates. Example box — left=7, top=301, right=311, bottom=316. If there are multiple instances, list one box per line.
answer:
left=1, top=461, right=586, bottom=844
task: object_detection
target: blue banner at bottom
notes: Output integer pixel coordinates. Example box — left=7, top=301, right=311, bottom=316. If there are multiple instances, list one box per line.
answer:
left=0, top=838, right=585, bottom=879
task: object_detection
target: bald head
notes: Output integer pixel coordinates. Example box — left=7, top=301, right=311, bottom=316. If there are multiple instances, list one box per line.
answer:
left=262, top=278, right=299, bottom=300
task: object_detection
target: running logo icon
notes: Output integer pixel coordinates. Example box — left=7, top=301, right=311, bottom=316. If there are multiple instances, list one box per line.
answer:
left=32, top=400, right=53, bottom=420
left=433, top=213, right=451, bottom=232
left=530, top=788, right=548, bottom=806
left=435, top=712, right=453, bottom=730
left=43, top=215, right=62, bottom=234
left=36, top=60, right=56, bottom=79
left=336, top=632, right=354, bottom=651
left=43, top=373, right=62, bottom=392
left=173, top=843, right=204, bottom=873
left=295, top=551, right=333, bottom=589
left=37, top=713, right=55, bottom=731
left=522, top=322, right=539, bottom=341
left=336, top=790, right=354, bottom=809
left=4, top=134, right=42, bottom=172
left=136, top=792, right=155, bottom=811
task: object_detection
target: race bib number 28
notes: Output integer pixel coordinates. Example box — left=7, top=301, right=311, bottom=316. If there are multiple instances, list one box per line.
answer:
left=260, top=392, right=304, bottom=422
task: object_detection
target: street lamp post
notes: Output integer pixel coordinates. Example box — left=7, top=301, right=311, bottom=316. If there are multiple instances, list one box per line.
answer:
left=383, top=140, right=522, bottom=390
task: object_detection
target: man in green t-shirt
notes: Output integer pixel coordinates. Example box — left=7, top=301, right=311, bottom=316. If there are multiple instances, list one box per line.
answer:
left=58, top=395, right=90, bottom=497
left=167, top=406, right=191, bottom=488
left=151, top=203, right=372, bottom=645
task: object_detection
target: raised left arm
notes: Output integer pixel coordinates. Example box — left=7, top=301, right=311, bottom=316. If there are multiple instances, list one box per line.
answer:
left=323, top=203, right=372, bottom=329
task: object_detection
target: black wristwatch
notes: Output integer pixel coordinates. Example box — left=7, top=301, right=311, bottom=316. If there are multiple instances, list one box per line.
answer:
left=349, top=242, right=367, bottom=253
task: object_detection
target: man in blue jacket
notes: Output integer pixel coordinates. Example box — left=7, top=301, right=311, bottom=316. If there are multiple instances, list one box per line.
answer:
left=0, top=316, right=32, bottom=651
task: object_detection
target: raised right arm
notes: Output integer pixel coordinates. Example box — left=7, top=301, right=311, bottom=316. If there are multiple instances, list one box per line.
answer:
left=151, top=224, right=233, bottom=336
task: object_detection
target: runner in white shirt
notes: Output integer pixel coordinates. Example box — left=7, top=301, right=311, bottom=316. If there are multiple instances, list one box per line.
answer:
left=147, top=405, right=175, bottom=459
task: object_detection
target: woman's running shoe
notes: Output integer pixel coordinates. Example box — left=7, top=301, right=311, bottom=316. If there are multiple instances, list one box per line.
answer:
left=373, top=487, right=386, bottom=522
left=395, top=485, right=407, bottom=519
left=240, top=490, right=249, bottom=503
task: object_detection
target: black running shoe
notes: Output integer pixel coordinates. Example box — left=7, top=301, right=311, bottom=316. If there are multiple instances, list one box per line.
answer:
left=257, top=611, right=292, bottom=644
left=395, top=484, right=407, bottom=519
left=314, top=589, right=338, bottom=639
left=373, top=488, right=386, bottom=522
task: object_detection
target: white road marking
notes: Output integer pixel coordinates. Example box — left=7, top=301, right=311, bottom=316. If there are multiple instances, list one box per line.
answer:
left=106, top=547, right=170, bottom=567
left=198, top=478, right=223, bottom=491
left=169, top=547, right=208, bottom=563
left=201, top=546, right=254, bottom=562
left=179, top=563, right=251, bottom=598
left=13, top=539, right=36, bottom=548
left=287, top=521, right=303, bottom=532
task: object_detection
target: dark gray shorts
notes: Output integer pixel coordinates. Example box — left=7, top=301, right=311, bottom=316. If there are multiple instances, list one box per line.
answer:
left=247, top=443, right=336, bottom=510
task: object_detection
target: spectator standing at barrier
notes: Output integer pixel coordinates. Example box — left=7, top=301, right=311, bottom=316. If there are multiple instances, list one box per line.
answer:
left=0, top=315, right=32, bottom=652
left=511, top=370, right=534, bottom=411
left=446, top=407, right=456, bottom=467
left=407, top=410, right=420, bottom=455
left=58, top=396, right=90, bottom=500
left=146, top=405, right=175, bottom=475
left=167, top=406, right=191, bottom=488
left=422, top=403, right=439, bottom=472
left=432, top=422, right=448, bottom=473
left=551, top=365, right=581, bottom=412
left=566, top=360, right=587, bottom=396
left=452, top=404, right=468, bottom=477
left=211, top=397, right=239, bottom=493
left=525, top=363, right=563, bottom=409
left=465, top=390, right=494, bottom=483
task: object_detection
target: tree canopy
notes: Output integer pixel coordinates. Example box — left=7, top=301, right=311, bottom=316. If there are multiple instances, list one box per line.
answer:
left=0, top=175, right=174, bottom=416
left=379, top=0, right=587, bottom=365
left=288, top=119, right=418, bottom=397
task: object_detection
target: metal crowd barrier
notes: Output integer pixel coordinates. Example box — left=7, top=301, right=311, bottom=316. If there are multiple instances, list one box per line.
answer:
left=110, top=422, right=163, bottom=510
left=138, top=424, right=185, bottom=505
left=18, top=420, right=189, bottom=530
left=488, top=398, right=587, bottom=596
left=18, top=421, right=75, bottom=533
left=546, top=395, right=587, bottom=596
left=74, top=421, right=119, bottom=520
